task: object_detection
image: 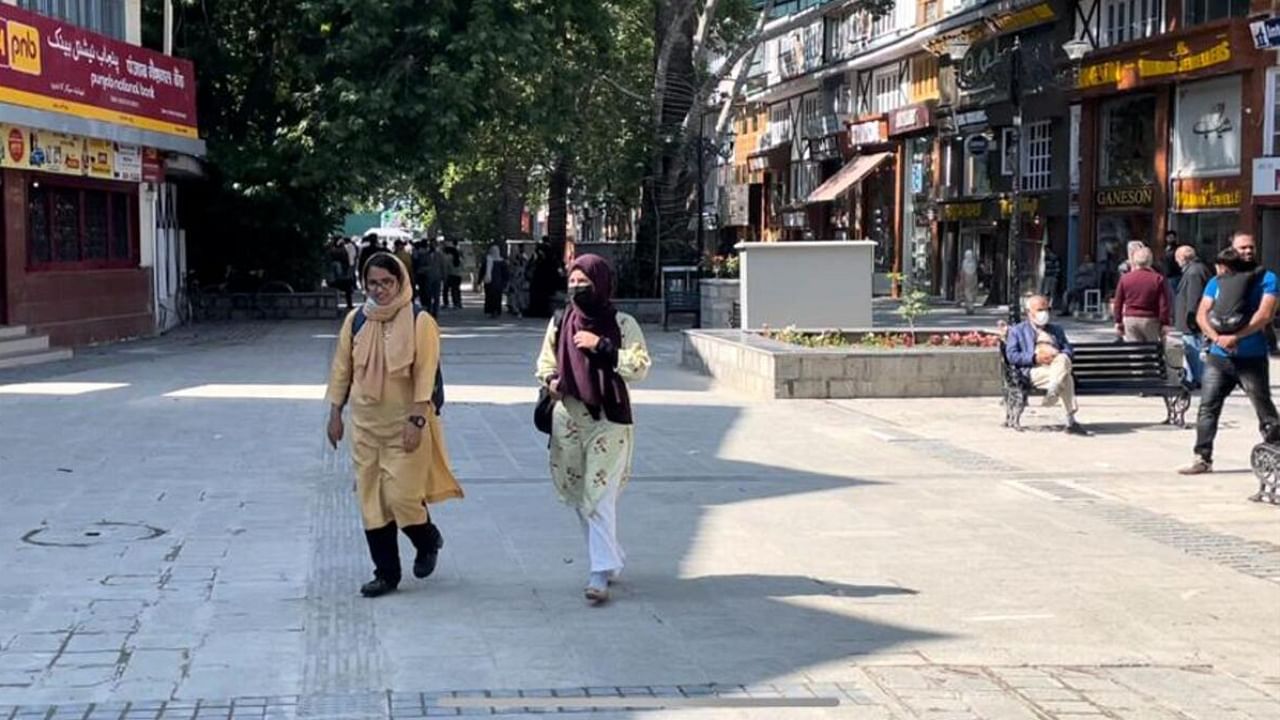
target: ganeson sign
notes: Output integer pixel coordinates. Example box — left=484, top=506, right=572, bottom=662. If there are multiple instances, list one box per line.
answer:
left=0, top=4, right=198, bottom=140
left=1097, top=185, right=1155, bottom=208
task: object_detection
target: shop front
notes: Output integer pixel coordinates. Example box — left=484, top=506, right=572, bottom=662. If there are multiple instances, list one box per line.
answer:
left=1170, top=74, right=1245, bottom=261
left=889, top=102, right=937, bottom=293
left=804, top=117, right=896, bottom=292
left=0, top=3, right=202, bottom=345
left=937, top=197, right=1041, bottom=306
left=1075, top=17, right=1267, bottom=290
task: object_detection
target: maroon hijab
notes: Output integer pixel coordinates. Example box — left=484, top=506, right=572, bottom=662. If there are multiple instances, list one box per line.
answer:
left=555, top=254, right=632, bottom=425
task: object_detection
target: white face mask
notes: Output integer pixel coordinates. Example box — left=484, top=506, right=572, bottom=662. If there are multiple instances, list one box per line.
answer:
left=1031, top=310, right=1050, bottom=326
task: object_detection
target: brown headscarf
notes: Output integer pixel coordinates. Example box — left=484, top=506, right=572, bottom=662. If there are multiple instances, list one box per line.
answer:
left=352, top=254, right=415, bottom=402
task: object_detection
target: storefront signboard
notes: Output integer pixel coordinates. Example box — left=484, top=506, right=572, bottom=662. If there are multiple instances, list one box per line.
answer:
left=1250, top=17, right=1280, bottom=49
left=965, top=135, right=990, bottom=156
left=942, top=202, right=984, bottom=221
left=1078, top=34, right=1236, bottom=91
left=1096, top=185, right=1155, bottom=208
left=1253, top=156, right=1280, bottom=197
left=999, top=196, right=1040, bottom=218
left=1172, top=177, right=1242, bottom=211
left=888, top=103, right=933, bottom=136
left=0, top=3, right=199, bottom=139
left=849, top=120, right=887, bottom=145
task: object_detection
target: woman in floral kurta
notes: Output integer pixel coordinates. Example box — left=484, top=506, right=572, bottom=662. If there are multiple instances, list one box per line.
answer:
left=535, top=255, right=650, bottom=604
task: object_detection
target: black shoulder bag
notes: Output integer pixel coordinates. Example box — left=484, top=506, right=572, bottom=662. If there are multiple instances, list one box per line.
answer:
left=534, top=310, right=566, bottom=435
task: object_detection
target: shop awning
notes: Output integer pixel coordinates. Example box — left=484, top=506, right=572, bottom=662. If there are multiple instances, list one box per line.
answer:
left=805, top=152, right=892, bottom=204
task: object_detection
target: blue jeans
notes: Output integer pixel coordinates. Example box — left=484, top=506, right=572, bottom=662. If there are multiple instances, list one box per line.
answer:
left=1181, top=333, right=1204, bottom=389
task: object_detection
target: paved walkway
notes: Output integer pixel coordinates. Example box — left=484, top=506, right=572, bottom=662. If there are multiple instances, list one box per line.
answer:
left=0, top=305, right=1277, bottom=719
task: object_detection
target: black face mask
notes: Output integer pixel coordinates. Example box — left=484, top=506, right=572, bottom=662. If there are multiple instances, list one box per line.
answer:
left=569, top=284, right=593, bottom=307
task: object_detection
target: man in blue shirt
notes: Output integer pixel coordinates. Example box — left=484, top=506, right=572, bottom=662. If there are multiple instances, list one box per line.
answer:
left=1180, top=232, right=1280, bottom=474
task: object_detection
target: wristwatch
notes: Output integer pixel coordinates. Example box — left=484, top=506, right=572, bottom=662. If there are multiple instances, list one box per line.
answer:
left=407, top=415, right=427, bottom=429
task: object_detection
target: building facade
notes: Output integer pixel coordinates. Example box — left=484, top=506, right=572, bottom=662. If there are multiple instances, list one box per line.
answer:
left=720, top=0, right=1278, bottom=301
left=0, top=0, right=203, bottom=346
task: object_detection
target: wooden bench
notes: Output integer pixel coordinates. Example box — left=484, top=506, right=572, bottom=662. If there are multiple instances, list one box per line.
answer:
left=663, top=290, right=701, bottom=331
left=1000, top=341, right=1191, bottom=430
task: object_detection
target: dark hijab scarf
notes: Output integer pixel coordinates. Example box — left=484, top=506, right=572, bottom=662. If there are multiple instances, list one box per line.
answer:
left=555, top=254, right=633, bottom=425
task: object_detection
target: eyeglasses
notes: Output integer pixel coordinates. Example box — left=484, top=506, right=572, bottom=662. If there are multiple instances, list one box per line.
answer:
left=366, top=278, right=398, bottom=291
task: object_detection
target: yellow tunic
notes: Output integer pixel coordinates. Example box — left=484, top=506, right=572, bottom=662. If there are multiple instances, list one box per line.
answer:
left=535, top=312, right=651, bottom=514
left=326, top=309, right=463, bottom=529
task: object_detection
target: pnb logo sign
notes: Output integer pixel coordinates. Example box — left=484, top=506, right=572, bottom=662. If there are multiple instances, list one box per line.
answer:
left=0, top=19, right=42, bottom=76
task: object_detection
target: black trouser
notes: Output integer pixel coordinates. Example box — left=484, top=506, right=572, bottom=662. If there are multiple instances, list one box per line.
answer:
left=418, top=278, right=441, bottom=317
left=484, top=285, right=504, bottom=317
left=445, top=276, right=463, bottom=308
left=1194, top=354, right=1280, bottom=461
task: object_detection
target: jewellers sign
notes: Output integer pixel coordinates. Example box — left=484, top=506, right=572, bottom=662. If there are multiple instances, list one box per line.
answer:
left=1096, top=185, right=1155, bottom=208
left=1078, top=32, right=1238, bottom=92
left=0, top=4, right=198, bottom=139
left=1172, top=177, right=1242, bottom=211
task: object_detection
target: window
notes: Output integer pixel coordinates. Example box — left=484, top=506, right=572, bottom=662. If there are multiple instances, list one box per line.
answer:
left=19, top=0, right=127, bottom=40
left=1185, top=0, right=1247, bottom=26
left=965, top=136, right=992, bottom=195
left=872, top=65, right=907, bottom=115
left=1100, top=95, right=1157, bottom=186
left=1022, top=121, right=1053, bottom=192
left=790, top=161, right=820, bottom=204
left=1267, top=69, right=1280, bottom=156
left=1101, top=0, right=1162, bottom=48
left=800, top=93, right=821, bottom=138
left=27, top=181, right=137, bottom=270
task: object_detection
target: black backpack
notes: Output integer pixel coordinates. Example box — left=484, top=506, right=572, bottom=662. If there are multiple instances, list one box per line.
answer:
left=1209, top=268, right=1265, bottom=335
left=352, top=305, right=445, bottom=414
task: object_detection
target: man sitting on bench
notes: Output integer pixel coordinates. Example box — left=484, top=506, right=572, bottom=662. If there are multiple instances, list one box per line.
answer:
left=1005, top=295, right=1088, bottom=435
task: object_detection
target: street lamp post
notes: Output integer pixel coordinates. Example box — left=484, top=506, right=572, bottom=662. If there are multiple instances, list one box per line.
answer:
left=1006, top=35, right=1023, bottom=324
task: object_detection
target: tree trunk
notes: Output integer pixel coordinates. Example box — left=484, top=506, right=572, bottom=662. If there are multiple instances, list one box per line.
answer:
left=548, top=156, right=570, bottom=261
left=496, top=161, right=528, bottom=241
left=637, top=0, right=697, bottom=296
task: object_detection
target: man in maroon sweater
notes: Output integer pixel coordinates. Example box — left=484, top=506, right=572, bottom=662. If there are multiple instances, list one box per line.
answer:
left=1112, top=246, right=1171, bottom=342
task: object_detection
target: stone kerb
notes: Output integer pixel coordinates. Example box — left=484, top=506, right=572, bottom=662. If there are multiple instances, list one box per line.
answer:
left=681, top=328, right=1003, bottom=399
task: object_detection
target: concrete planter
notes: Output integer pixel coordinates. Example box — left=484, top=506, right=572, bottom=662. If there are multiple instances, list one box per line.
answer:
left=699, top=278, right=740, bottom=329
left=681, top=328, right=1003, bottom=399
left=612, top=298, right=664, bottom=325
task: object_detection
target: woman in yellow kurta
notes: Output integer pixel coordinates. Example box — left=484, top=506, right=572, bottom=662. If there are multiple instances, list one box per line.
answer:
left=326, top=253, right=463, bottom=598
left=536, top=254, right=651, bottom=604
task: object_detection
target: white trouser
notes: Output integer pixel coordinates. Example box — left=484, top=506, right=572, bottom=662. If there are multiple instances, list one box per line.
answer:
left=1029, top=354, right=1078, bottom=422
left=576, top=479, right=625, bottom=573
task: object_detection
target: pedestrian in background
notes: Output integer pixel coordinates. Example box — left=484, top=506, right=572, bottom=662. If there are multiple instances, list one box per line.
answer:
left=327, top=238, right=355, bottom=310
left=326, top=253, right=463, bottom=597
left=1163, top=231, right=1183, bottom=294
left=414, top=239, right=449, bottom=317
left=1041, top=247, right=1062, bottom=308
left=1112, top=246, right=1170, bottom=343
left=357, top=236, right=379, bottom=289
left=394, top=240, right=414, bottom=277
left=482, top=245, right=509, bottom=319
left=535, top=254, right=651, bottom=604
left=959, top=249, right=978, bottom=315
left=1174, top=245, right=1210, bottom=389
left=443, top=241, right=464, bottom=309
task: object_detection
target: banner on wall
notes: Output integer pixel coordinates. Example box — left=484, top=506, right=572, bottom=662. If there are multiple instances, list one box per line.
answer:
left=0, top=121, right=147, bottom=181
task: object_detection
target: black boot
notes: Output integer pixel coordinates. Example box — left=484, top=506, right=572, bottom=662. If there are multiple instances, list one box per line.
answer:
left=361, top=522, right=401, bottom=597
left=402, top=522, right=444, bottom=579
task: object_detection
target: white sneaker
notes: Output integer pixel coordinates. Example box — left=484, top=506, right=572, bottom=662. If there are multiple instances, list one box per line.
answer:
left=1042, top=385, right=1060, bottom=406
